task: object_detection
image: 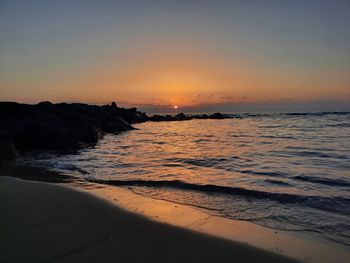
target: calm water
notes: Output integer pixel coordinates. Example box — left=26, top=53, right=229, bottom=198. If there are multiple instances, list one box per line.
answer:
left=20, top=112, right=350, bottom=246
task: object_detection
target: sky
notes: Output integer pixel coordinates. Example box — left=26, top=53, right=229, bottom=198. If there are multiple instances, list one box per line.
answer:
left=0, top=0, right=349, bottom=112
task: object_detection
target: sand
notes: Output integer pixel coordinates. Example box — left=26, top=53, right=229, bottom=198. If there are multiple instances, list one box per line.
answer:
left=0, top=176, right=299, bottom=263
left=73, top=181, right=350, bottom=263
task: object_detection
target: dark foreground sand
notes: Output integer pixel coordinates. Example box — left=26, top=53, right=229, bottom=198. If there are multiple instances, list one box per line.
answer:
left=0, top=176, right=299, bottom=263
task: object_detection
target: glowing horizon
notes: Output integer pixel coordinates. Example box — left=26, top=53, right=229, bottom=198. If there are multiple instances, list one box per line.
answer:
left=0, top=1, right=349, bottom=111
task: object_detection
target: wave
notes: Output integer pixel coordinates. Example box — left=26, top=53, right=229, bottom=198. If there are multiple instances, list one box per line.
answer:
left=294, top=175, right=350, bottom=187
left=259, top=135, right=295, bottom=139
left=325, top=123, right=350, bottom=128
left=19, top=159, right=90, bottom=175
left=264, top=179, right=291, bottom=186
left=164, top=156, right=240, bottom=169
left=240, top=170, right=287, bottom=177
left=283, top=112, right=350, bottom=116
left=269, top=150, right=348, bottom=159
left=227, top=111, right=350, bottom=119
left=87, top=178, right=350, bottom=215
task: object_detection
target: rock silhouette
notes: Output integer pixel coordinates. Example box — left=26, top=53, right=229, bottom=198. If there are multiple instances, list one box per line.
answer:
left=0, top=102, right=146, bottom=152
left=148, top=112, right=228, bottom=122
left=0, top=140, right=19, bottom=161
left=0, top=101, right=230, bottom=156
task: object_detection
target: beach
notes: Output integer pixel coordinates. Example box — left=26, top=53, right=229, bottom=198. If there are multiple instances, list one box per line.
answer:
left=12, top=114, right=350, bottom=250
left=0, top=176, right=300, bottom=263
left=1, top=168, right=350, bottom=263
left=1, top=111, right=350, bottom=263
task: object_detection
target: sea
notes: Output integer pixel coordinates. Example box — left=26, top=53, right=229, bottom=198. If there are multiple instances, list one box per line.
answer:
left=19, top=112, right=350, bottom=246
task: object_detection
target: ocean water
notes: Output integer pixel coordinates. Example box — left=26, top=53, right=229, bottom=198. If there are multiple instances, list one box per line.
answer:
left=20, top=112, right=350, bottom=246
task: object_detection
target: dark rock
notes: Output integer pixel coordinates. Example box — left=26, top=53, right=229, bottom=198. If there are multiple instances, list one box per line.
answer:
left=148, top=112, right=228, bottom=122
left=0, top=102, right=36, bottom=119
left=0, top=101, right=145, bottom=151
left=209, top=112, right=225, bottom=119
left=78, top=123, right=104, bottom=145
left=111, top=102, right=117, bottom=108
left=175, top=113, right=187, bottom=120
left=149, top=115, right=165, bottom=122
left=37, top=101, right=54, bottom=110
left=197, top=114, right=209, bottom=119
left=0, top=140, right=19, bottom=161
left=104, top=116, right=134, bottom=133
left=102, top=103, right=147, bottom=124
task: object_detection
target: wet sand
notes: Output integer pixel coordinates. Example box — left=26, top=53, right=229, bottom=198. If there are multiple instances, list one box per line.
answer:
left=74, top=181, right=350, bottom=263
left=0, top=176, right=299, bottom=263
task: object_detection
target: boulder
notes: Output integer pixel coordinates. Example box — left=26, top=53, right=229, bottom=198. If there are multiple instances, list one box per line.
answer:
left=149, top=115, right=165, bottom=122
left=111, top=102, right=117, bottom=108
left=104, top=116, right=134, bottom=133
left=209, top=112, right=224, bottom=119
left=175, top=113, right=187, bottom=120
left=37, top=101, right=54, bottom=110
left=0, top=140, right=19, bottom=161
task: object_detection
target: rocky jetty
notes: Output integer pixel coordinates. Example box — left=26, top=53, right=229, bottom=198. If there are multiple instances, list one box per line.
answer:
left=0, top=101, right=230, bottom=160
left=0, top=101, right=147, bottom=154
left=148, top=112, right=227, bottom=122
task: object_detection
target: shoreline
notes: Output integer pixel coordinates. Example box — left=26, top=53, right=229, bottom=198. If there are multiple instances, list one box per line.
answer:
left=0, top=176, right=299, bottom=263
left=1, top=172, right=349, bottom=263
left=68, top=178, right=349, bottom=263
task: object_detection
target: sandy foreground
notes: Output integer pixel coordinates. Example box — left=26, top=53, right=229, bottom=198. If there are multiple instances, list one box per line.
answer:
left=0, top=176, right=301, bottom=263
left=73, top=181, right=350, bottom=263
left=0, top=173, right=349, bottom=263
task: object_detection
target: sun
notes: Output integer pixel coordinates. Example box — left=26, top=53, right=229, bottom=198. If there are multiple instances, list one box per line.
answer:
left=173, top=105, right=179, bottom=109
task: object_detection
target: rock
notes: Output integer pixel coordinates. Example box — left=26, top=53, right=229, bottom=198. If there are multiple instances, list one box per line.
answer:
left=111, top=102, right=117, bottom=108
left=81, top=123, right=104, bottom=144
left=0, top=102, right=36, bottom=118
left=149, top=115, right=165, bottom=122
left=104, top=116, right=134, bottom=133
left=148, top=112, right=229, bottom=122
left=37, top=101, right=54, bottom=110
left=209, top=112, right=225, bottom=119
left=0, top=101, right=145, bottom=151
left=175, top=113, right=187, bottom=120
left=0, top=140, right=19, bottom=161
left=197, top=114, right=209, bottom=119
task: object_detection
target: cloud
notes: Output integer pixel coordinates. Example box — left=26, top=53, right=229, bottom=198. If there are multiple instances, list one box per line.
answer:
left=219, top=94, right=236, bottom=102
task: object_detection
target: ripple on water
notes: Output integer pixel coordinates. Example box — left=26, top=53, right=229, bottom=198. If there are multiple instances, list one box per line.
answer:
left=19, top=112, right=350, bottom=246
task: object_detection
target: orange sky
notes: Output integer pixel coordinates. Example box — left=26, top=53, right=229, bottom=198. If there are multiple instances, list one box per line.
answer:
left=0, top=1, right=349, bottom=111
left=59, top=39, right=350, bottom=108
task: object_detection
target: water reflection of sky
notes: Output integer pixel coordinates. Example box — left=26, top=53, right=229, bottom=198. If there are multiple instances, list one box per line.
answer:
left=20, top=114, right=350, bottom=245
